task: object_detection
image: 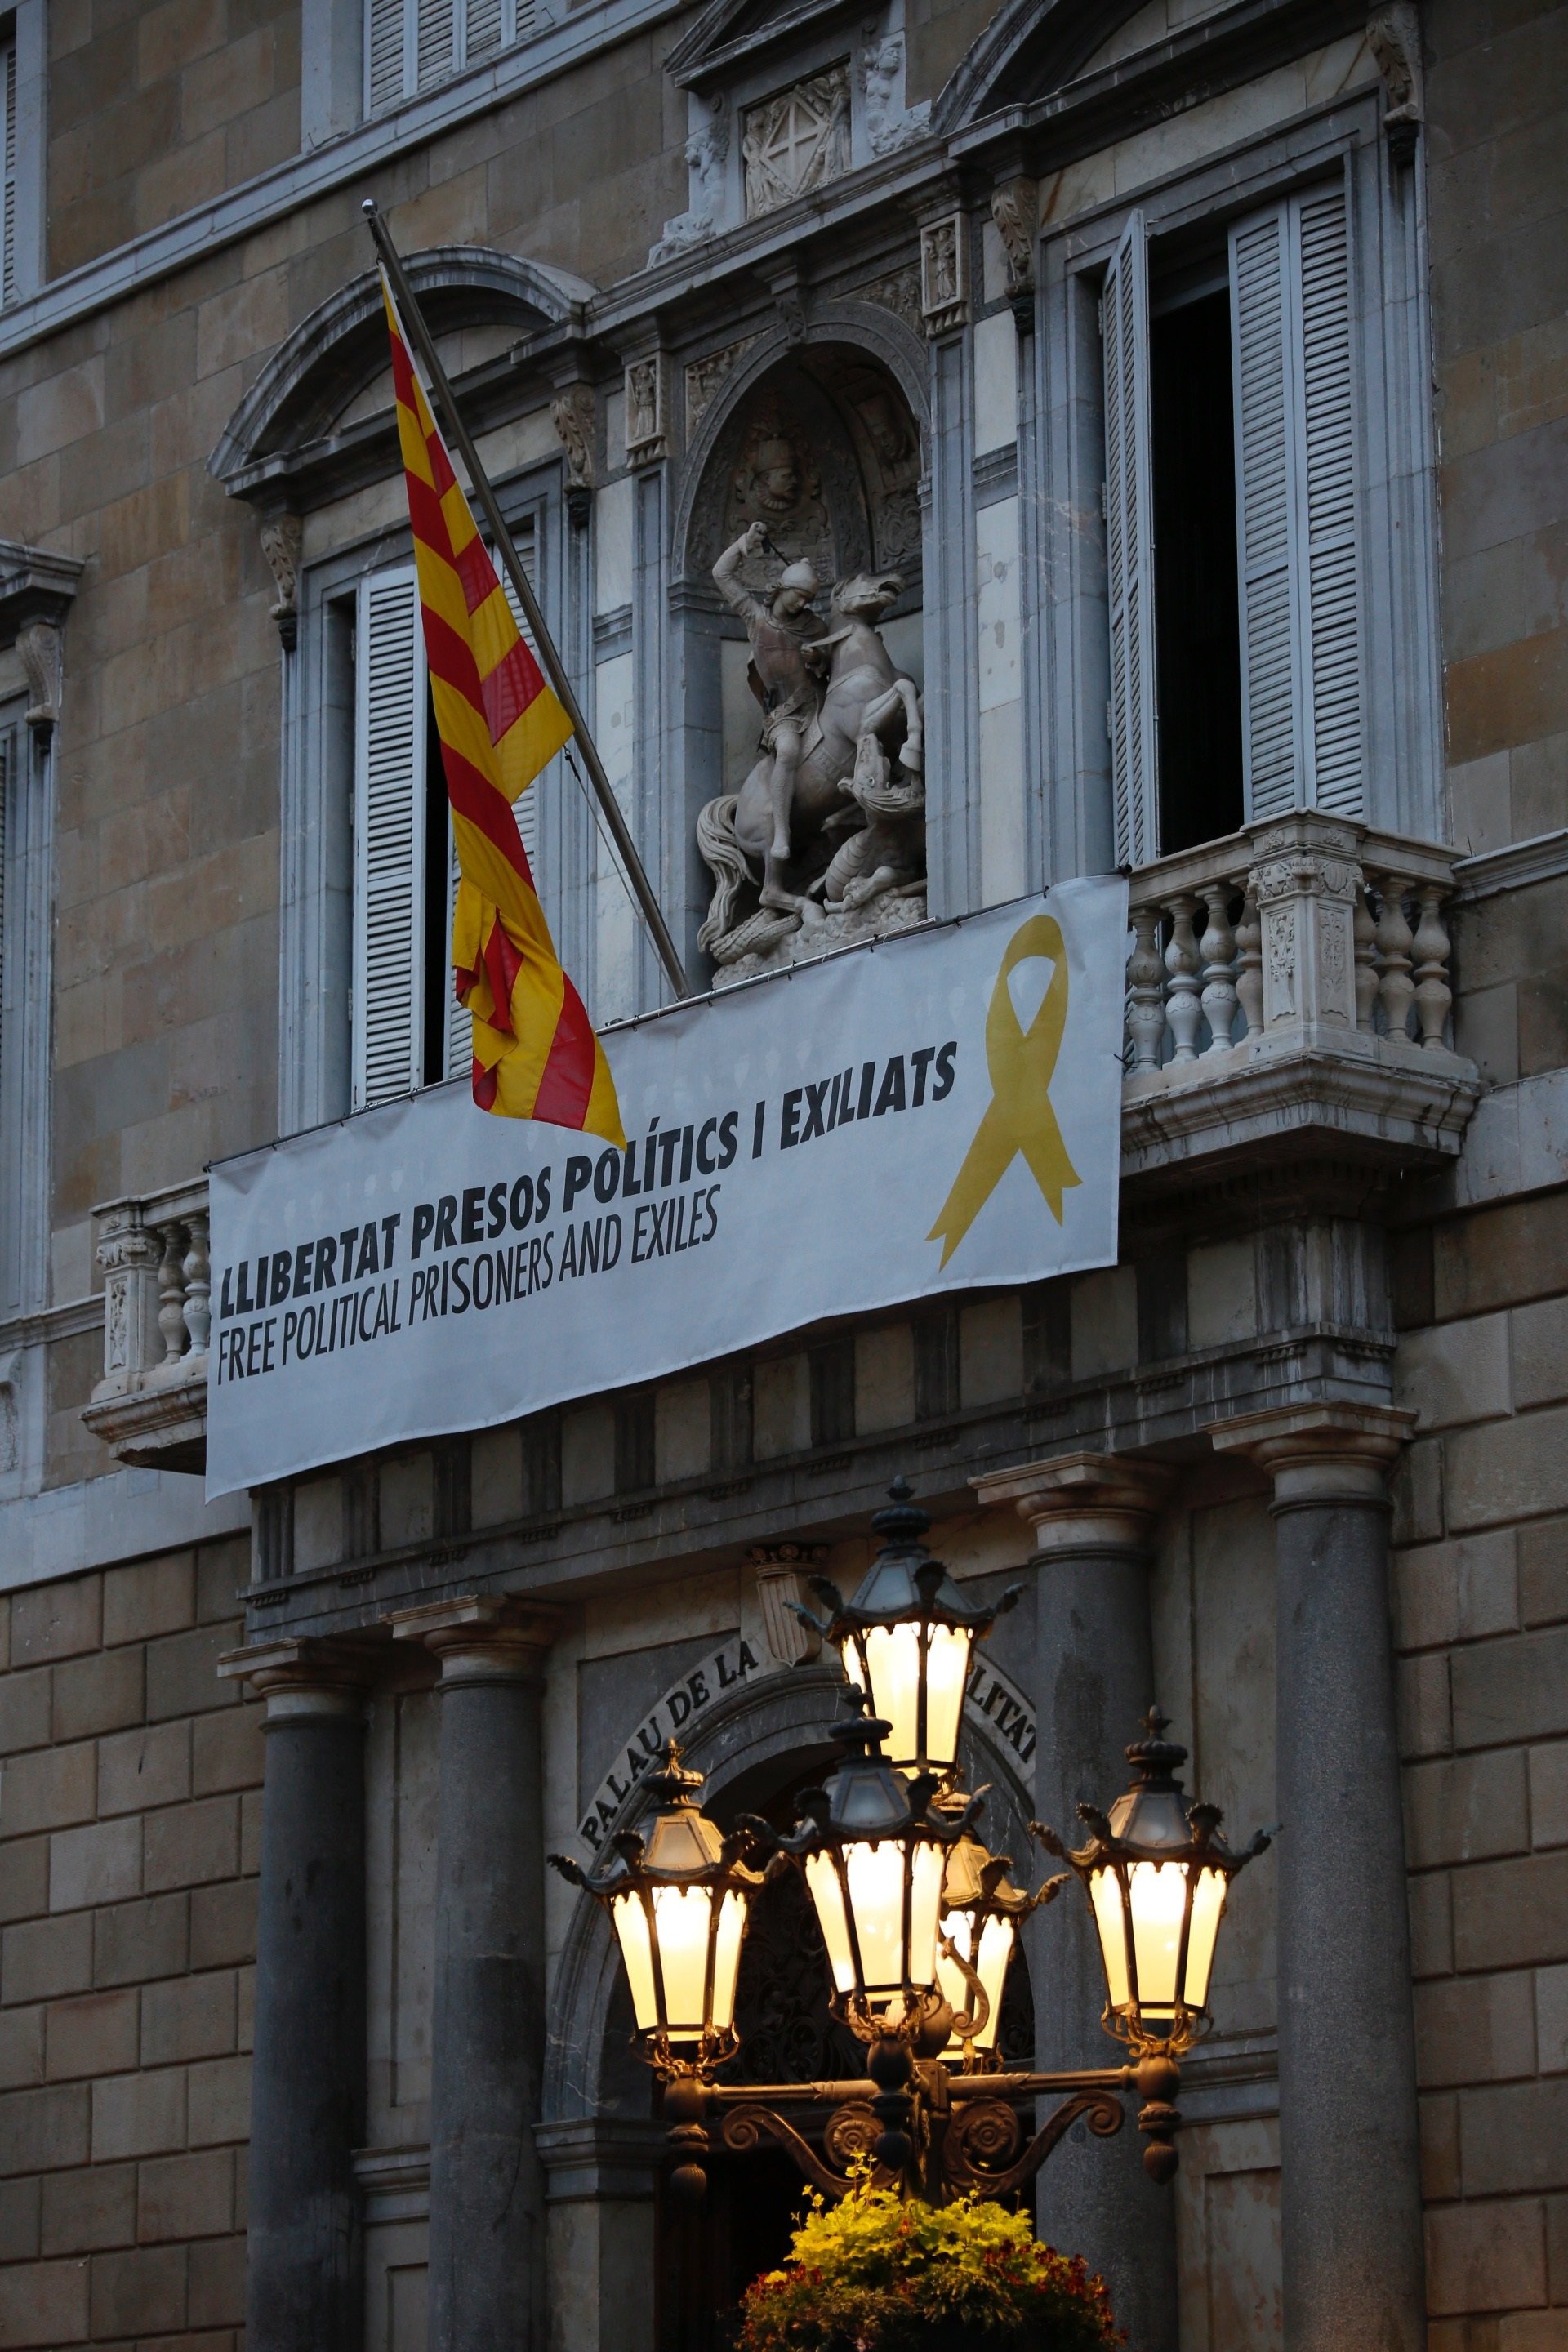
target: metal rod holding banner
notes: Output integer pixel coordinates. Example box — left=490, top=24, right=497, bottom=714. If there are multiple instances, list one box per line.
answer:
left=362, top=198, right=690, bottom=1001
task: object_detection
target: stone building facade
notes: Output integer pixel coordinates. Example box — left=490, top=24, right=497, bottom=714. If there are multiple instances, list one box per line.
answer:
left=0, top=0, right=1565, bottom=2349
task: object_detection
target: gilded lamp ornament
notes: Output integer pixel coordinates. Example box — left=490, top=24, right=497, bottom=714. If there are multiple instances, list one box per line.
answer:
left=935, top=1812, right=1066, bottom=2065
left=1036, top=1710, right=1272, bottom=2056
left=791, top=1480, right=1019, bottom=1777
left=550, top=1743, right=764, bottom=2076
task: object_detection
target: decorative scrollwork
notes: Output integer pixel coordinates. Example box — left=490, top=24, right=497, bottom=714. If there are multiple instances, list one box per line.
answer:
left=721, top=2102, right=889, bottom=2198
left=823, top=2103, right=882, bottom=2172
left=942, top=2098, right=1022, bottom=2189
left=942, top=2089, right=1123, bottom=2198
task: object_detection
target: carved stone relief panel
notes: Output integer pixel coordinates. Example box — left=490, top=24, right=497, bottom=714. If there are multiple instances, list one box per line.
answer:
left=686, top=335, right=762, bottom=443
left=742, top=65, right=851, bottom=219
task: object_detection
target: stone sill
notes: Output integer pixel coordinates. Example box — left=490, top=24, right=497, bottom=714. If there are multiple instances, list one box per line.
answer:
left=1121, top=1026, right=1480, bottom=1187
left=81, top=1374, right=208, bottom=1475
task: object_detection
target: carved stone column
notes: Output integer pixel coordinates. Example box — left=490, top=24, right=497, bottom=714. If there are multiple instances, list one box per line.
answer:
left=1208, top=1401, right=1423, bottom=2352
left=218, top=1639, right=373, bottom=2352
left=971, top=1453, right=1176, bottom=2352
left=391, top=1597, right=559, bottom=2352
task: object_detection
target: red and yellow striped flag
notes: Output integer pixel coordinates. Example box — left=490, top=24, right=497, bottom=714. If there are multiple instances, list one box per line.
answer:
left=383, top=272, right=624, bottom=1143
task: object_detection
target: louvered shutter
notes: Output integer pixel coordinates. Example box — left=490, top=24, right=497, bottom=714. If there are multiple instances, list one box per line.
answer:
left=1231, top=180, right=1364, bottom=822
left=442, top=526, right=542, bottom=1079
left=1102, top=212, right=1158, bottom=868
left=463, top=0, right=507, bottom=62
left=2, top=34, right=16, bottom=310
left=354, top=568, right=428, bottom=1110
left=416, top=0, right=457, bottom=87
left=368, top=0, right=407, bottom=112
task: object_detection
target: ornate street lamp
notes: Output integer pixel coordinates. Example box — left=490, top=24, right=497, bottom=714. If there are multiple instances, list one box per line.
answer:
left=550, top=1743, right=764, bottom=2076
left=934, top=1819, right=1064, bottom=2065
left=1036, top=1710, right=1272, bottom=2056
left=742, top=1707, right=980, bottom=2045
left=791, top=1480, right=1018, bottom=1778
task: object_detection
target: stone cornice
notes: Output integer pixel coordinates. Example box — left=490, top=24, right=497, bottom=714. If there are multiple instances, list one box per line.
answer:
left=1450, top=829, right=1568, bottom=904
left=0, top=541, right=85, bottom=648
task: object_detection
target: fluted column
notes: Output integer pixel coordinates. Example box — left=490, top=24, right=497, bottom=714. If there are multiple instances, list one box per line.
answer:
left=972, top=1453, right=1176, bottom=2352
left=1208, top=1401, right=1423, bottom=2352
left=219, top=1638, right=372, bottom=2352
left=391, top=1597, right=559, bottom=2352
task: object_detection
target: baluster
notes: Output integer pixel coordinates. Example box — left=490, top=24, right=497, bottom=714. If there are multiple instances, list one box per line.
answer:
left=1374, top=875, right=1416, bottom=1040
left=1126, top=906, right=1167, bottom=1070
left=1200, top=885, right=1239, bottom=1054
left=1164, top=893, right=1204, bottom=1063
left=183, top=1212, right=212, bottom=1358
left=1234, top=887, right=1263, bottom=1038
left=154, top=1218, right=190, bottom=1369
left=1353, top=885, right=1379, bottom=1033
left=1411, top=884, right=1453, bottom=1050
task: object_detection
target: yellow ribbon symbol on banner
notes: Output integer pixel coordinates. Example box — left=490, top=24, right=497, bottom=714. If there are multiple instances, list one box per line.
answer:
left=928, top=913, right=1080, bottom=1268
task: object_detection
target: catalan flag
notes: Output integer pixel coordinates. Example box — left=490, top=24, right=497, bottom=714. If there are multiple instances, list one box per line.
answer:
left=382, top=272, right=624, bottom=1142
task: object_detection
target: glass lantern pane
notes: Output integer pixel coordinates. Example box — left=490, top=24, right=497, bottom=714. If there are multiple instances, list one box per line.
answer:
left=1128, top=1860, right=1187, bottom=2015
left=844, top=1838, right=910, bottom=1992
left=906, top=1838, right=945, bottom=1990
left=935, top=1914, right=971, bottom=2023
left=805, top=1852, right=857, bottom=1993
left=649, top=1884, right=715, bottom=2036
left=711, top=1888, right=749, bottom=2033
left=972, top=1913, right=1015, bottom=2052
left=611, top=1891, right=660, bottom=2032
left=924, top=1625, right=972, bottom=1767
left=863, top=1625, right=922, bottom=1764
left=1089, top=1868, right=1131, bottom=2008
left=1182, top=1866, right=1228, bottom=2010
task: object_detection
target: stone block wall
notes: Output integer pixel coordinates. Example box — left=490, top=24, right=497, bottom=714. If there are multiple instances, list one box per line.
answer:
left=0, top=1535, right=259, bottom=2352
left=1391, top=1184, right=1568, bottom=2345
left=46, top=0, right=303, bottom=278
left=1427, top=0, right=1568, bottom=855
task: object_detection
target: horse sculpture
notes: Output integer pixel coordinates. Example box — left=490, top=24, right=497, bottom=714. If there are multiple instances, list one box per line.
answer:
left=697, top=568, right=924, bottom=961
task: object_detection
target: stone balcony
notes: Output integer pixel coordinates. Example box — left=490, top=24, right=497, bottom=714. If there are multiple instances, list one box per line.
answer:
left=78, top=817, right=1481, bottom=1476
left=80, top=1180, right=211, bottom=1473
left=1119, top=813, right=1480, bottom=1197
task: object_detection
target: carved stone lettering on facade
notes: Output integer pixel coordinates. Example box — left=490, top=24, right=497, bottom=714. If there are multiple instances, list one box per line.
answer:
left=742, top=65, right=850, bottom=218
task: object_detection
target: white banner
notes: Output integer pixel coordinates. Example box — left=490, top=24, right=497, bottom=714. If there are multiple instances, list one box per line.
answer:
left=206, top=879, right=1128, bottom=1497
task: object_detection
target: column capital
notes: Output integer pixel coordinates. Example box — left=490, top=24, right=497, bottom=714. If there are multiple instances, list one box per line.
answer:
left=1206, top=1400, right=1415, bottom=1506
left=217, top=1637, right=376, bottom=1722
left=971, top=1450, right=1173, bottom=1555
left=389, top=1593, right=561, bottom=1683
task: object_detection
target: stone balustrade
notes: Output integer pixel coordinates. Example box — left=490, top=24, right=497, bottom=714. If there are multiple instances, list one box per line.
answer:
left=1120, top=813, right=1480, bottom=1185
left=82, top=1178, right=211, bottom=1472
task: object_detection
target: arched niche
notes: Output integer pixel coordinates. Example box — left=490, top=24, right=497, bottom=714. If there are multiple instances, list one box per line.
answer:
left=541, top=1660, right=1038, bottom=2131
left=668, top=320, right=930, bottom=972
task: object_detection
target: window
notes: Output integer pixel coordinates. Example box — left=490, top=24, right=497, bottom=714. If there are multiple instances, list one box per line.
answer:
left=1104, top=176, right=1363, bottom=862
left=366, top=0, right=534, bottom=114
left=350, top=537, right=540, bottom=1111
left=2, top=26, right=16, bottom=307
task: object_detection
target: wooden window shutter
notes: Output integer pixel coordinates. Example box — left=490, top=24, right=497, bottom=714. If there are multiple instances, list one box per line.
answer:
left=1102, top=212, right=1158, bottom=868
left=1231, top=179, right=1364, bottom=822
left=441, top=522, right=542, bottom=1082
left=354, top=567, right=428, bottom=1111
left=416, top=0, right=458, bottom=88
left=463, top=0, right=508, bottom=64
left=367, top=0, right=407, bottom=112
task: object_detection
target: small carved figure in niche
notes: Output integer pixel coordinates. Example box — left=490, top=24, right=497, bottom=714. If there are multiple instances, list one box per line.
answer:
left=698, top=559, right=924, bottom=970
left=713, top=520, right=827, bottom=890
left=928, top=221, right=959, bottom=310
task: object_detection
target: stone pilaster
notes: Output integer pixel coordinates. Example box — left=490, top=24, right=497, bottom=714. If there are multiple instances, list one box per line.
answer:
left=390, top=1597, right=559, bottom=2352
left=218, top=1638, right=374, bottom=2352
left=972, top=1453, right=1177, bottom=2352
left=1208, top=1401, right=1423, bottom=2352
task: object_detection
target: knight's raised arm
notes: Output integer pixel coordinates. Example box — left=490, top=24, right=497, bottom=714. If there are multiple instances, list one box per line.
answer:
left=713, top=522, right=768, bottom=616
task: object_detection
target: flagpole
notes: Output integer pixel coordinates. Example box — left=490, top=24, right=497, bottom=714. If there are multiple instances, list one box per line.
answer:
left=362, top=199, right=690, bottom=1002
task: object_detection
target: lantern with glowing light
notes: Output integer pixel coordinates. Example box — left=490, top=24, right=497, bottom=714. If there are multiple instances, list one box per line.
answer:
left=791, top=1481, right=1019, bottom=1779
left=550, top=1744, right=764, bottom=2074
left=1036, top=1712, right=1272, bottom=2054
left=935, top=1819, right=1066, bottom=2065
left=742, top=1709, right=979, bottom=2042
